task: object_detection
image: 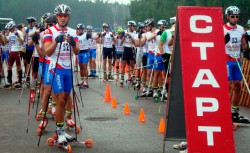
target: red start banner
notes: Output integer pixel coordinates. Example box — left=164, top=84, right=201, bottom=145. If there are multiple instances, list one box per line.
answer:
left=178, top=6, right=235, bottom=153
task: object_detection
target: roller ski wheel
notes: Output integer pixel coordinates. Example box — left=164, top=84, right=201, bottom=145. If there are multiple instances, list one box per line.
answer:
left=233, top=123, right=238, bottom=131
left=134, top=93, right=139, bottom=100
left=85, top=138, right=94, bottom=148
left=119, top=83, right=124, bottom=87
left=154, top=97, right=159, bottom=103
left=47, top=137, right=55, bottom=146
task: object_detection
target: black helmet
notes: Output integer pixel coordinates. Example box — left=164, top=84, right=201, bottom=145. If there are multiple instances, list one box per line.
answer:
left=27, top=16, right=36, bottom=23
left=45, top=14, right=57, bottom=23
left=144, top=18, right=154, bottom=26
left=77, top=23, right=85, bottom=29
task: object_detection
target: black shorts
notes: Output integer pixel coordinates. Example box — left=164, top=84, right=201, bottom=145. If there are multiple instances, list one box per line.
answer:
left=32, top=57, right=39, bottom=73
left=103, top=47, right=113, bottom=59
left=25, top=50, right=34, bottom=64
left=122, top=47, right=135, bottom=62
left=163, top=53, right=171, bottom=72
left=142, top=54, right=148, bottom=67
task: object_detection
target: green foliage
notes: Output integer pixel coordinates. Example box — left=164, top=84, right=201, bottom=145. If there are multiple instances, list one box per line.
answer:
left=129, top=0, right=250, bottom=28
left=0, top=0, right=129, bottom=29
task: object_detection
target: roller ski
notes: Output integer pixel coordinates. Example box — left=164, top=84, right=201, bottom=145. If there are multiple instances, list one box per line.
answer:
left=134, top=87, right=151, bottom=99
left=47, top=127, right=94, bottom=152
left=37, top=117, right=48, bottom=136
left=78, top=80, right=89, bottom=88
left=153, top=90, right=160, bottom=103
left=65, top=116, right=81, bottom=134
left=88, top=70, right=98, bottom=79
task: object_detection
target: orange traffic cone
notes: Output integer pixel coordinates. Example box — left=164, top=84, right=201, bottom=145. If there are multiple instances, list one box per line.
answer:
left=158, top=118, right=165, bottom=133
left=104, top=84, right=112, bottom=102
left=138, top=109, right=146, bottom=123
left=111, top=97, right=117, bottom=108
left=123, top=102, right=130, bottom=115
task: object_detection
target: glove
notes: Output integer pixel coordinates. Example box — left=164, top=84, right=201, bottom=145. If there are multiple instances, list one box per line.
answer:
left=157, top=30, right=163, bottom=36
left=39, top=26, right=45, bottom=33
left=69, top=36, right=76, bottom=47
left=15, top=31, right=19, bottom=37
left=225, top=33, right=230, bottom=44
left=162, top=53, right=168, bottom=62
left=55, top=34, right=64, bottom=43
left=110, top=34, right=114, bottom=38
left=86, top=33, right=92, bottom=40
left=102, top=32, right=106, bottom=37
left=120, top=31, right=125, bottom=39
left=25, top=28, right=29, bottom=33
left=32, top=32, right=40, bottom=44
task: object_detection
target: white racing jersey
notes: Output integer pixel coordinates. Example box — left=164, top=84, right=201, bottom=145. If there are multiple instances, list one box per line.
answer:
left=102, top=31, right=113, bottom=48
left=224, top=23, right=245, bottom=59
left=77, top=32, right=89, bottom=50
left=43, top=24, right=77, bottom=69
left=123, top=30, right=136, bottom=48
left=88, top=33, right=97, bottom=49
left=145, top=29, right=160, bottom=55
left=6, top=30, right=24, bottom=52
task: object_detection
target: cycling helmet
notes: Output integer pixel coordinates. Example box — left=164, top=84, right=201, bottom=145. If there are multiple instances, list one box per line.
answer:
left=77, top=23, right=85, bottom=29
left=87, top=25, right=93, bottom=30
left=103, top=23, right=109, bottom=28
left=170, top=17, right=176, bottom=24
left=138, top=22, right=145, bottom=28
left=127, top=21, right=136, bottom=26
left=27, top=16, right=36, bottom=23
left=6, top=21, right=16, bottom=29
left=117, top=27, right=124, bottom=34
left=247, top=19, right=250, bottom=25
left=144, top=18, right=154, bottom=26
left=225, top=6, right=240, bottom=15
left=42, top=12, right=52, bottom=20
left=45, top=14, right=57, bottom=23
left=54, top=4, right=71, bottom=14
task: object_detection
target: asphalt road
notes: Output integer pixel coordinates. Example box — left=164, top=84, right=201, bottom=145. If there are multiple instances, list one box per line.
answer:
left=0, top=74, right=250, bottom=153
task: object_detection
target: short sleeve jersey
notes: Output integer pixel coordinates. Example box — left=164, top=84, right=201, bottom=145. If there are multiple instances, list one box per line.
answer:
left=6, top=30, right=23, bottom=52
left=160, top=29, right=173, bottom=54
left=43, top=24, right=78, bottom=69
left=224, top=23, right=245, bottom=58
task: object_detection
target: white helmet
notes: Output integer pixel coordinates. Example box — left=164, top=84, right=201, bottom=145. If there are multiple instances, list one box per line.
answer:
left=157, top=20, right=168, bottom=26
left=87, top=25, right=93, bottom=30
left=6, top=21, right=15, bottom=29
left=54, top=4, right=71, bottom=14
left=76, top=23, right=85, bottom=29
left=127, top=21, right=136, bottom=26
left=170, top=17, right=176, bottom=24
left=248, top=19, right=250, bottom=25
left=225, top=6, right=240, bottom=15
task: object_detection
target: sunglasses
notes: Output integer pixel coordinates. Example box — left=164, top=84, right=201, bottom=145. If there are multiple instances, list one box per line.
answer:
left=47, top=23, right=53, bottom=27
left=230, top=15, right=239, bottom=19
left=57, top=14, right=69, bottom=18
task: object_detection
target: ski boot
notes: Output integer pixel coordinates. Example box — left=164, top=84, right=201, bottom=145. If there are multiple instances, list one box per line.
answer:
left=146, top=88, right=153, bottom=98
left=232, top=109, right=250, bottom=124
left=134, top=82, right=141, bottom=90
left=82, top=80, right=89, bottom=88
left=173, top=141, right=187, bottom=150
left=38, top=117, right=48, bottom=136
left=108, top=73, right=114, bottom=81
left=135, top=86, right=146, bottom=99
left=103, top=73, right=108, bottom=82
left=29, top=89, right=35, bottom=103
left=153, top=90, right=159, bottom=103
left=65, top=116, right=81, bottom=134
left=4, top=82, right=14, bottom=90
left=13, top=82, right=22, bottom=89
left=88, top=70, right=94, bottom=78
left=119, top=79, right=124, bottom=87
